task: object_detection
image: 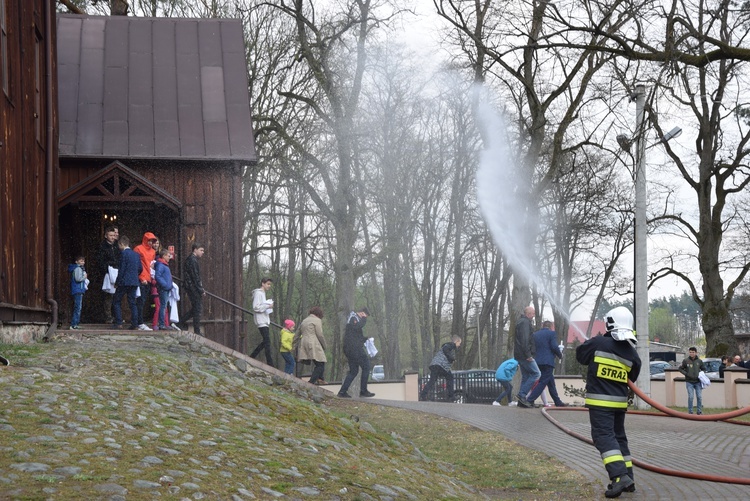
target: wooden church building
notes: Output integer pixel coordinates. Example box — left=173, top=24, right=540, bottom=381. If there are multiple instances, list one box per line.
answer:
left=1, top=0, right=58, bottom=343
left=2, top=1, right=257, bottom=351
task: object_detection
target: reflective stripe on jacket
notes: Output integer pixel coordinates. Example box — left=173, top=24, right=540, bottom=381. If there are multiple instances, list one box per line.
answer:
left=576, top=333, right=641, bottom=411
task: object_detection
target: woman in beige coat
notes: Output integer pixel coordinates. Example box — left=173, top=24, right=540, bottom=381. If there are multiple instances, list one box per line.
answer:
left=294, top=306, right=327, bottom=384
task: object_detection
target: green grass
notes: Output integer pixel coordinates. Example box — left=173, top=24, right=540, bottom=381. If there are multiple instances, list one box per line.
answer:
left=328, top=399, right=599, bottom=499
left=32, top=475, right=58, bottom=483
left=644, top=406, right=750, bottom=422
left=0, top=339, right=603, bottom=499
left=0, top=342, right=46, bottom=366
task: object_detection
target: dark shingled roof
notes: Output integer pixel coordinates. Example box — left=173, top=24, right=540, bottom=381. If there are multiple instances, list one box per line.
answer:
left=57, top=14, right=257, bottom=163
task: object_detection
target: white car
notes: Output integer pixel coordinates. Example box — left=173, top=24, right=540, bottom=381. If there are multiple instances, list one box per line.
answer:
left=371, top=365, right=384, bottom=381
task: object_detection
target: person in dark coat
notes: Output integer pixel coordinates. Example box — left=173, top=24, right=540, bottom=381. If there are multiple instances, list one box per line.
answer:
left=112, top=235, right=141, bottom=330
left=679, top=347, right=706, bottom=415
left=524, top=321, right=567, bottom=407
left=95, top=225, right=119, bottom=323
left=719, top=356, right=728, bottom=379
left=337, top=307, right=374, bottom=398
left=419, top=336, right=462, bottom=401
left=181, top=243, right=205, bottom=335
left=514, top=306, right=541, bottom=407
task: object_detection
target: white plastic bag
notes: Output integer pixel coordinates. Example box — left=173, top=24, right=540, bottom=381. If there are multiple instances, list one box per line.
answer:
left=102, top=266, right=118, bottom=293
left=365, top=338, right=378, bottom=358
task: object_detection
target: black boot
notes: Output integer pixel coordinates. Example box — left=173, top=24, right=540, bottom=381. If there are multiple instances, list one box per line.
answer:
left=605, top=476, right=634, bottom=498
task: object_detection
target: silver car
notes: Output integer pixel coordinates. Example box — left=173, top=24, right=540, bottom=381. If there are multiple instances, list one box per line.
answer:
left=649, top=361, right=673, bottom=380
left=702, top=358, right=722, bottom=379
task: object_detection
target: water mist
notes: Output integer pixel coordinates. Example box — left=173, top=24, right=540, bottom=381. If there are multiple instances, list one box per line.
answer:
left=472, top=85, right=586, bottom=339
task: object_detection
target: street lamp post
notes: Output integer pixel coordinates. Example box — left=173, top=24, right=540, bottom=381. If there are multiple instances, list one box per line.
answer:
left=475, top=301, right=481, bottom=369
left=617, top=84, right=681, bottom=410
left=633, top=84, right=650, bottom=409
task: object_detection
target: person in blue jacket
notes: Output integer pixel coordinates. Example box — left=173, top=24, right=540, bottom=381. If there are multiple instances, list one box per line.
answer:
left=153, top=248, right=174, bottom=330
left=112, top=236, right=142, bottom=330
left=493, top=358, right=519, bottom=405
left=523, top=321, right=567, bottom=407
left=68, top=255, right=87, bottom=329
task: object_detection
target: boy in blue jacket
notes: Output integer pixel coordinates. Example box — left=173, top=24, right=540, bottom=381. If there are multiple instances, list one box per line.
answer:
left=493, top=358, right=519, bottom=405
left=68, top=255, right=87, bottom=330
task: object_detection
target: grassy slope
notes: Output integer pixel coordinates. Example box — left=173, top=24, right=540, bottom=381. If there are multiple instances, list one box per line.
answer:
left=0, top=339, right=599, bottom=499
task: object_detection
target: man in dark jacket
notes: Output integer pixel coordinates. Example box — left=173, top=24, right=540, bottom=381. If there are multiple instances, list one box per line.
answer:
left=719, top=356, right=728, bottom=378
left=514, top=306, right=541, bottom=407
left=576, top=306, right=641, bottom=498
left=420, top=336, right=462, bottom=401
left=337, top=307, right=374, bottom=398
left=181, top=243, right=205, bottom=335
left=112, top=236, right=141, bottom=330
left=679, top=347, right=706, bottom=415
left=95, top=226, right=119, bottom=323
left=524, top=321, right=566, bottom=407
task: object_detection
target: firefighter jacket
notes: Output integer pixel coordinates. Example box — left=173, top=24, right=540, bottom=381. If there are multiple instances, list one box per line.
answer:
left=576, top=332, right=641, bottom=410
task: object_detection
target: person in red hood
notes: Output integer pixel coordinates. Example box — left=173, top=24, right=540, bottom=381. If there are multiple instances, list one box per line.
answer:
left=133, top=232, right=158, bottom=331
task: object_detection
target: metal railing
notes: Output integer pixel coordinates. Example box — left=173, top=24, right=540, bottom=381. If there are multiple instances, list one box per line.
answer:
left=172, top=276, right=285, bottom=354
left=418, top=370, right=502, bottom=404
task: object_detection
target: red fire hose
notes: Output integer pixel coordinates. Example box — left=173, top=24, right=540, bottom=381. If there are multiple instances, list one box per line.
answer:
left=540, top=381, right=750, bottom=485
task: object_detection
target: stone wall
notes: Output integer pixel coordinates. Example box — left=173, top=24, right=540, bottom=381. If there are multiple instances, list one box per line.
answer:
left=0, top=324, right=49, bottom=344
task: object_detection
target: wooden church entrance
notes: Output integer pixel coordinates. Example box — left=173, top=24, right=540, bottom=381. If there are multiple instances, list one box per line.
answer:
left=57, top=162, right=182, bottom=326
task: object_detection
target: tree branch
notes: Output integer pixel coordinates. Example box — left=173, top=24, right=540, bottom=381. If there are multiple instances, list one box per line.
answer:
left=58, top=0, right=85, bottom=14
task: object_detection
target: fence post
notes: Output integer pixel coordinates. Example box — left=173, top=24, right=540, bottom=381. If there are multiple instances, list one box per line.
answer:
left=404, top=371, right=419, bottom=401
left=664, top=368, right=679, bottom=407
left=724, top=367, right=745, bottom=409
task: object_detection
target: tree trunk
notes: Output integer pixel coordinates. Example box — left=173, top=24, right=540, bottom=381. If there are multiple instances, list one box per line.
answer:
left=110, top=0, right=128, bottom=16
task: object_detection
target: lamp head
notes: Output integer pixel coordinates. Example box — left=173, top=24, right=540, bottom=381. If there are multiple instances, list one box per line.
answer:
left=662, top=127, right=682, bottom=143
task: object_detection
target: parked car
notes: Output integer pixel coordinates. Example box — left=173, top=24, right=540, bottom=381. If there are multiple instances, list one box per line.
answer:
left=702, top=358, right=722, bottom=379
left=650, top=361, right=673, bottom=380
left=371, top=365, right=384, bottom=381
left=453, top=369, right=501, bottom=404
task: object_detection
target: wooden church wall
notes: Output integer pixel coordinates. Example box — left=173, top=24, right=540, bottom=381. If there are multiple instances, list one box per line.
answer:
left=57, top=159, right=245, bottom=349
left=0, top=0, right=57, bottom=323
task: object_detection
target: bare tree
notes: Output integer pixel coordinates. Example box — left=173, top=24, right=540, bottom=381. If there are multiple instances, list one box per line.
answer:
left=253, top=0, right=411, bottom=378
left=537, top=0, right=750, bottom=67
left=633, top=9, right=750, bottom=355
left=538, top=151, right=635, bottom=341
left=434, top=0, right=621, bottom=343
left=528, top=0, right=750, bottom=355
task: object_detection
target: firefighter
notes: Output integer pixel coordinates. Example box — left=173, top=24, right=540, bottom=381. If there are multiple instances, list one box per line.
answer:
left=576, top=306, right=642, bottom=498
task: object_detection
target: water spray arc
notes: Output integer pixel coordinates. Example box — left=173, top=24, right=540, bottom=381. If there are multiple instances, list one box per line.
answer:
left=473, top=85, right=581, bottom=331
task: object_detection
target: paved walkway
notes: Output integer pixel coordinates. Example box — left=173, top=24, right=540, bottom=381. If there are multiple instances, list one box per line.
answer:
left=375, top=400, right=750, bottom=499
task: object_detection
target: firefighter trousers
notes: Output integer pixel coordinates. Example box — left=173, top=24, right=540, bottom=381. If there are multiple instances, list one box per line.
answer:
left=588, top=407, right=633, bottom=481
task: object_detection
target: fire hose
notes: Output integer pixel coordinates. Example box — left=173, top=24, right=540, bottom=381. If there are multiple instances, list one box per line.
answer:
left=540, top=381, right=750, bottom=485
